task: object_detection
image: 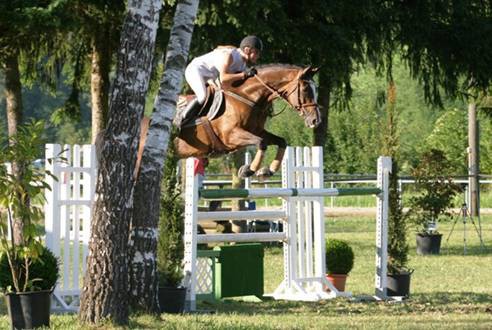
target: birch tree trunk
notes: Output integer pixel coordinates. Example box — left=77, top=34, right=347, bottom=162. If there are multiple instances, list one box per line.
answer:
left=79, top=0, right=161, bottom=325
left=129, top=0, right=199, bottom=312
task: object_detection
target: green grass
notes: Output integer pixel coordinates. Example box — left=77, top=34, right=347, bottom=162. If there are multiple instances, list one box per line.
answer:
left=1, top=215, right=491, bottom=329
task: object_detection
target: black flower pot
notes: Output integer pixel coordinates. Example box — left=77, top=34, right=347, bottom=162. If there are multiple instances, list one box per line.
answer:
left=5, top=290, right=52, bottom=330
left=416, top=233, right=442, bottom=255
left=387, top=271, right=412, bottom=298
left=158, top=286, right=186, bottom=314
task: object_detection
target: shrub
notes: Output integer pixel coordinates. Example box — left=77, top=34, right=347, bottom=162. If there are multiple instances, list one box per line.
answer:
left=157, top=131, right=184, bottom=288
left=0, top=246, right=59, bottom=292
left=408, top=149, right=462, bottom=234
left=325, top=239, right=354, bottom=275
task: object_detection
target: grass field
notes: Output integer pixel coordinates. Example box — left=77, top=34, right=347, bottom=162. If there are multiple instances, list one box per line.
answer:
left=0, top=214, right=491, bottom=329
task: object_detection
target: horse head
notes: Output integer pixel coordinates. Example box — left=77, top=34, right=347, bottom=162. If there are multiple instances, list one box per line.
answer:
left=280, top=66, right=321, bottom=128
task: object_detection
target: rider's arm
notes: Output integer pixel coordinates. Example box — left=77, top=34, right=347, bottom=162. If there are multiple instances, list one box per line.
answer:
left=217, top=52, right=247, bottom=85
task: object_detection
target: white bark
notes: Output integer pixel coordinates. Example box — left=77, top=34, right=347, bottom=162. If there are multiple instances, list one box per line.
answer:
left=129, top=0, right=200, bottom=312
left=79, top=0, right=162, bottom=325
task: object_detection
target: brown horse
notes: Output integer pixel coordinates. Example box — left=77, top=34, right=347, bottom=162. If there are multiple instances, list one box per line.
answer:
left=173, top=64, right=321, bottom=178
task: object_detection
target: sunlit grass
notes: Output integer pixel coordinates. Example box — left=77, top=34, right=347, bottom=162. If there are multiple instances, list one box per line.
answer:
left=1, top=215, right=491, bottom=329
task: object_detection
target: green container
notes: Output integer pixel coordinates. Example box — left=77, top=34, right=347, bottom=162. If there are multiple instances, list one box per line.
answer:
left=213, top=243, right=264, bottom=299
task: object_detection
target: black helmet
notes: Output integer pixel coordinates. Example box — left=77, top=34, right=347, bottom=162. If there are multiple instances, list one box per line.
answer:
left=240, top=35, right=263, bottom=52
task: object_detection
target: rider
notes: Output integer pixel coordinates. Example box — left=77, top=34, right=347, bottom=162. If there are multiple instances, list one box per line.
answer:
left=174, top=35, right=263, bottom=127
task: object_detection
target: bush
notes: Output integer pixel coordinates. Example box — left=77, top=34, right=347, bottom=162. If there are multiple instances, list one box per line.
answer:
left=325, top=239, right=354, bottom=275
left=157, top=131, right=184, bottom=288
left=408, top=149, right=462, bottom=234
left=0, top=246, right=59, bottom=292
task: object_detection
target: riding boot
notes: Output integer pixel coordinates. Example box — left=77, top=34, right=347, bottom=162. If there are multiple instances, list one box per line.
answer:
left=173, top=98, right=201, bottom=128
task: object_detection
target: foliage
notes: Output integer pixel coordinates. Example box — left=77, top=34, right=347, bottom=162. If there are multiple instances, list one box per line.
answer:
left=0, top=120, right=59, bottom=292
left=380, top=80, right=410, bottom=274
left=407, top=149, right=462, bottom=234
left=0, top=246, right=59, bottom=292
left=325, top=239, right=354, bottom=275
left=387, top=162, right=410, bottom=274
left=157, top=130, right=184, bottom=288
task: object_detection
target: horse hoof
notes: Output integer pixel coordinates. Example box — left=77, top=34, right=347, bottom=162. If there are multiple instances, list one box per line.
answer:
left=238, top=165, right=255, bottom=179
left=256, top=167, right=274, bottom=178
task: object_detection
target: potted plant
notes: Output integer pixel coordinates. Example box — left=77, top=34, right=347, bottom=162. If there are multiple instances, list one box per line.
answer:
left=325, top=239, right=354, bottom=292
left=408, top=149, right=461, bottom=255
left=387, top=160, right=412, bottom=297
left=157, top=133, right=186, bottom=314
left=0, top=121, right=60, bottom=329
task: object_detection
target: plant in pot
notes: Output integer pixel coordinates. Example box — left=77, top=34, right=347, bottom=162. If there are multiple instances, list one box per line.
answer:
left=325, top=239, right=354, bottom=292
left=408, top=149, right=462, bottom=255
left=157, top=133, right=186, bottom=314
left=0, top=121, right=60, bottom=329
left=386, top=160, right=412, bottom=297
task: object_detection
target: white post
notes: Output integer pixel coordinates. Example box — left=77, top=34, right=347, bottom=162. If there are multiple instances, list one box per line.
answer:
left=45, top=144, right=61, bottom=256
left=183, top=158, right=199, bottom=311
left=72, top=145, right=81, bottom=291
left=311, top=146, right=325, bottom=293
left=375, top=156, right=391, bottom=300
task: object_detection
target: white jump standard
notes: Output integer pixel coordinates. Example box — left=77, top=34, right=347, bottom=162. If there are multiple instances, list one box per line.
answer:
left=183, top=146, right=392, bottom=310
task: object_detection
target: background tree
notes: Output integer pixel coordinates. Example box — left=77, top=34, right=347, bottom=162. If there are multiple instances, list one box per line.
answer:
left=0, top=0, right=65, bottom=244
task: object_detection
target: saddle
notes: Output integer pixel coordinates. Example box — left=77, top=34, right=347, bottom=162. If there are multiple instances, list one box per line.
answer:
left=177, top=86, right=225, bottom=128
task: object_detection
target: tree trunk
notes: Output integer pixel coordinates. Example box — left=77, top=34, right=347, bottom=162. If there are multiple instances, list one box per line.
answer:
left=4, top=52, right=25, bottom=245
left=90, top=29, right=111, bottom=144
left=467, top=102, right=479, bottom=216
left=128, top=0, right=199, bottom=313
left=78, top=0, right=162, bottom=325
left=313, top=70, right=331, bottom=147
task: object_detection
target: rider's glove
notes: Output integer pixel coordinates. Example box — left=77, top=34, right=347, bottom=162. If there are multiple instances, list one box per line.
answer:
left=243, top=67, right=257, bottom=78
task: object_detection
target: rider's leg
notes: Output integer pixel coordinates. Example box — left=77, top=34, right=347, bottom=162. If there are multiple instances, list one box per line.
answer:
left=174, top=66, right=208, bottom=127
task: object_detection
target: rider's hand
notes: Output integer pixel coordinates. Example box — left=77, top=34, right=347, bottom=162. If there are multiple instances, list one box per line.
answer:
left=243, top=67, right=257, bottom=79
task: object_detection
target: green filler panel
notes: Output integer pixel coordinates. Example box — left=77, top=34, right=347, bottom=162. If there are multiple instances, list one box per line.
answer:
left=213, top=243, right=264, bottom=299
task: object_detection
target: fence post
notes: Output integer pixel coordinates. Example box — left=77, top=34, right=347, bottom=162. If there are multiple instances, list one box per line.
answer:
left=45, top=144, right=61, bottom=256
left=375, top=156, right=391, bottom=300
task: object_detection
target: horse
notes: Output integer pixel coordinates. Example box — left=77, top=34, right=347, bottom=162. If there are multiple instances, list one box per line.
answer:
left=172, top=64, right=321, bottom=178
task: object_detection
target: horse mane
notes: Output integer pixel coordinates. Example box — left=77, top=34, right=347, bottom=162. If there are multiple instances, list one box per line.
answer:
left=256, top=63, right=303, bottom=72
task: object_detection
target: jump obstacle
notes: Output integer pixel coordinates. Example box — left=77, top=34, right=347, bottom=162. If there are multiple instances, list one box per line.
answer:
left=43, top=144, right=391, bottom=312
left=184, top=146, right=391, bottom=311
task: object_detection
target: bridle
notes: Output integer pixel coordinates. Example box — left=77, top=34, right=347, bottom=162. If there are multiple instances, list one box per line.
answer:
left=254, top=74, right=319, bottom=117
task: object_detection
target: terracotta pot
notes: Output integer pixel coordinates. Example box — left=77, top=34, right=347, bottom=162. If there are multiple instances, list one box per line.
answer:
left=326, top=274, right=348, bottom=292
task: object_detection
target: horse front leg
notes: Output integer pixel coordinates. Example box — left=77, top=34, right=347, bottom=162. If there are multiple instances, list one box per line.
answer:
left=223, top=127, right=262, bottom=178
left=254, top=131, right=286, bottom=178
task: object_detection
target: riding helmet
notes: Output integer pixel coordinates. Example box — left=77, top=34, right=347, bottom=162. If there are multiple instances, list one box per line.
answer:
left=240, top=36, right=264, bottom=52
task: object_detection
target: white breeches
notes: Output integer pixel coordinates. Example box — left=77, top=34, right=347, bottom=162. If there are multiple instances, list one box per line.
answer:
left=185, top=65, right=209, bottom=104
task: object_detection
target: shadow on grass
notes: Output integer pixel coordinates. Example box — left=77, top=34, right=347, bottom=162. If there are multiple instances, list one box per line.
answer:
left=196, top=291, right=492, bottom=317
left=440, top=244, right=491, bottom=256
left=411, top=291, right=492, bottom=305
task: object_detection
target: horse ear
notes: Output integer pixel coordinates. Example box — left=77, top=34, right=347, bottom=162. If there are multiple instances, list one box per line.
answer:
left=300, top=66, right=320, bottom=79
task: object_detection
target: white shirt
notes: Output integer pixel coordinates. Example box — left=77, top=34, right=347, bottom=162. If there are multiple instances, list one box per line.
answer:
left=188, top=48, right=247, bottom=81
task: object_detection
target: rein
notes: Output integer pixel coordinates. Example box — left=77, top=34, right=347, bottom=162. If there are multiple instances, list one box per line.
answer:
left=222, top=71, right=318, bottom=117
